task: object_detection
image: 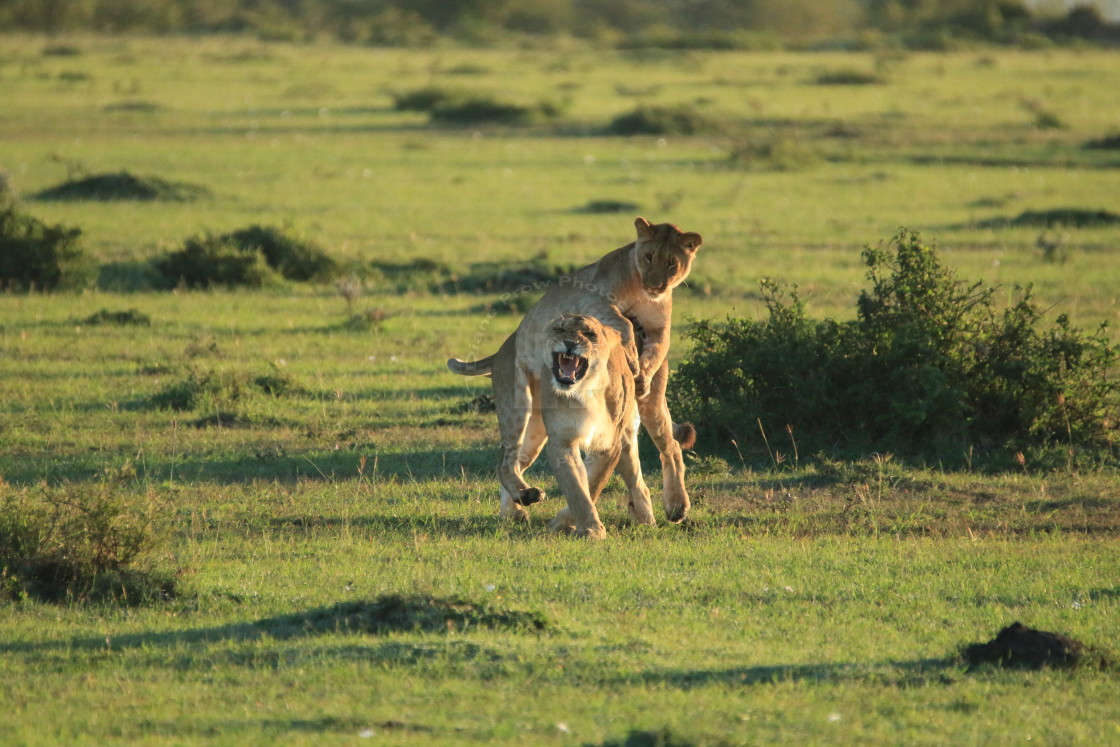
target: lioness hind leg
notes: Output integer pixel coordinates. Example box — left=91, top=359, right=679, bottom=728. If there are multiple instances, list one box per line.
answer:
left=618, top=414, right=656, bottom=526
left=499, top=482, right=529, bottom=523
left=513, top=411, right=548, bottom=506
left=493, top=357, right=545, bottom=509
left=638, top=361, right=690, bottom=523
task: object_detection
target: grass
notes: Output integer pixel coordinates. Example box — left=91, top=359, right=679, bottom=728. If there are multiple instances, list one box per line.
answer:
left=0, top=35, right=1118, bottom=744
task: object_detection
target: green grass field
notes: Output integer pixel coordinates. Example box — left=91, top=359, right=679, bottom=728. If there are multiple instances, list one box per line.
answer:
left=1, top=36, right=1119, bottom=744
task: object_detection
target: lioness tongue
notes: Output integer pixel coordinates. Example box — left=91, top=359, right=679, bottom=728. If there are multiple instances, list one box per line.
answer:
left=559, top=353, right=581, bottom=379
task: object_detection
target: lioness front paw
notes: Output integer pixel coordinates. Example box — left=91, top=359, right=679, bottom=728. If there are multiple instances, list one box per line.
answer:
left=515, top=487, right=545, bottom=506
left=634, top=373, right=650, bottom=399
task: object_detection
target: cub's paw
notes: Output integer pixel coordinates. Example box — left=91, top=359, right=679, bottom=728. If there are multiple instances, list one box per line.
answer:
left=515, top=487, right=545, bottom=506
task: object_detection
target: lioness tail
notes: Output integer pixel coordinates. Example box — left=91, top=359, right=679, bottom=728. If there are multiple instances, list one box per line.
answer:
left=673, top=421, right=697, bottom=450
left=447, top=354, right=495, bottom=376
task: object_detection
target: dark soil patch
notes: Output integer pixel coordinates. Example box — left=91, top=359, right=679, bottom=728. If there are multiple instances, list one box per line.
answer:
left=963, top=622, right=1111, bottom=671
left=253, top=594, right=550, bottom=638
left=33, top=171, right=209, bottom=201
left=81, top=308, right=151, bottom=326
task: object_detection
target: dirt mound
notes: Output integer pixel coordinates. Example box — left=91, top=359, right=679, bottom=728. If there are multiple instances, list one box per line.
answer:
left=254, top=594, right=550, bottom=638
left=964, top=622, right=1110, bottom=670
left=34, top=171, right=209, bottom=201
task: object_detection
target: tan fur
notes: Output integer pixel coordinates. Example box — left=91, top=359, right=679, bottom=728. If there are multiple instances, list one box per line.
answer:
left=514, top=314, right=655, bottom=538
left=448, top=217, right=701, bottom=523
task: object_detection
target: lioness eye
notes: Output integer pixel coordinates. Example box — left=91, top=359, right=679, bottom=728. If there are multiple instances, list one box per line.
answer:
left=645, top=253, right=653, bottom=262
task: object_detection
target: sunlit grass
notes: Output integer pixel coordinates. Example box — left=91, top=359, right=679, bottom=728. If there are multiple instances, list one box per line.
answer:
left=1, top=36, right=1119, bottom=744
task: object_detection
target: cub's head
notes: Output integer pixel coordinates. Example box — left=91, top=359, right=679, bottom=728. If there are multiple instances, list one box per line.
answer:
left=633, top=216, right=702, bottom=299
left=547, top=314, right=619, bottom=394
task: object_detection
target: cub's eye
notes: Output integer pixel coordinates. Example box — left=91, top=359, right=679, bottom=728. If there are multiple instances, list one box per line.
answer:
left=644, top=253, right=654, bottom=262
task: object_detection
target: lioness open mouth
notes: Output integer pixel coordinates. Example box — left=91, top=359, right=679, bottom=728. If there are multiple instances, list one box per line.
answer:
left=552, top=351, right=589, bottom=387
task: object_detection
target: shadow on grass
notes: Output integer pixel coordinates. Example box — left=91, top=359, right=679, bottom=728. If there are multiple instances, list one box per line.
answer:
left=0, top=446, right=498, bottom=486
left=0, top=596, right=549, bottom=657
left=622, top=657, right=960, bottom=690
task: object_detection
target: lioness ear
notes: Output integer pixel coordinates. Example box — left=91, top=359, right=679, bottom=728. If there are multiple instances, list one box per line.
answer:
left=681, top=232, right=702, bottom=252
left=634, top=217, right=654, bottom=239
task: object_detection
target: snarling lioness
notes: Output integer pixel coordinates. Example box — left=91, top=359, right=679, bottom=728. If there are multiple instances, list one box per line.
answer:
left=447, top=217, right=701, bottom=523
left=522, top=313, right=654, bottom=538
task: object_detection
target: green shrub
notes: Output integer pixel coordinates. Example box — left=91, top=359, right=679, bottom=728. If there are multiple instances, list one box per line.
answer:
left=0, top=205, right=95, bottom=291
left=606, top=105, right=723, bottom=136
left=82, top=308, right=152, bottom=326
left=154, top=234, right=281, bottom=289
left=148, top=365, right=305, bottom=411
left=669, top=229, right=1119, bottom=464
left=1010, top=208, right=1120, bottom=228
left=0, top=475, right=175, bottom=604
left=222, top=225, right=336, bottom=281
left=148, top=368, right=248, bottom=411
left=393, top=87, right=562, bottom=126
left=814, top=69, right=885, bottom=85
left=154, top=226, right=334, bottom=288
left=729, top=134, right=821, bottom=171
left=391, top=86, right=455, bottom=112
left=578, top=199, right=641, bottom=214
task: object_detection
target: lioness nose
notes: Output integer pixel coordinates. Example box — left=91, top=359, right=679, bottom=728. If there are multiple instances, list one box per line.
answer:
left=564, top=340, right=578, bottom=353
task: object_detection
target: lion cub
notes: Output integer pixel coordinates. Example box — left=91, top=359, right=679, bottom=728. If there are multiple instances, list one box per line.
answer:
left=500, top=313, right=656, bottom=539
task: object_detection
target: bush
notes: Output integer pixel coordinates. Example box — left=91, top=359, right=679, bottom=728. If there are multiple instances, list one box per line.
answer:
left=606, top=105, right=723, bottom=136
left=0, top=474, right=175, bottom=604
left=154, top=234, right=281, bottom=289
left=814, top=69, right=885, bottom=85
left=669, top=229, right=1119, bottom=463
left=0, top=205, right=94, bottom=291
left=82, top=308, right=151, bottom=326
left=392, top=87, right=562, bottom=126
left=154, top=225, right=335, bottom=288
left=148, top=365, right=305, bottom=411
left=222, top=225, right=336, bottom=281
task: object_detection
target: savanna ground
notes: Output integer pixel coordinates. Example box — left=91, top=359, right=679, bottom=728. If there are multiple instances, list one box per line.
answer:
left=1, top=36, right=1119, bottom=744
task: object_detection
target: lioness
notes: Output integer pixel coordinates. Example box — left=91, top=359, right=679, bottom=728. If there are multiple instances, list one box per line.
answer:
left=448, top=217, right=700, bottom=523
left=521, top=313, right=655, bottom=538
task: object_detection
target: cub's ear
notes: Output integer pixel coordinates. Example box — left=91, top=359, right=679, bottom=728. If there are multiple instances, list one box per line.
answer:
left=634, top=216, right=654, bottom=239
left=681, top=232, right=702, bottom=252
